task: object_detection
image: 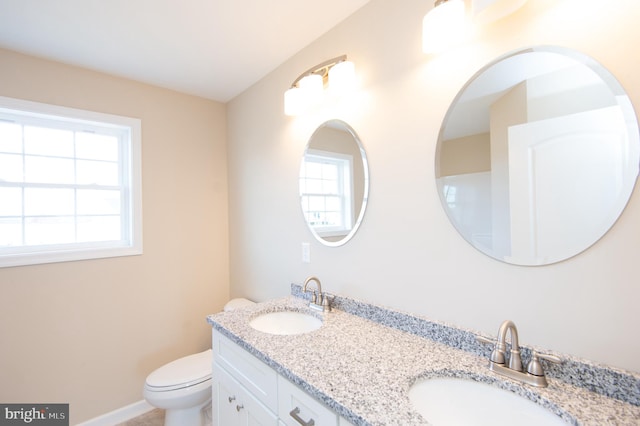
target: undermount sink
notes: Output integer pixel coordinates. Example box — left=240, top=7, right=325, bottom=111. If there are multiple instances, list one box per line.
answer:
left=249, top=310, right=322, bottom=335
left=408, top=377, right=566, bottom=426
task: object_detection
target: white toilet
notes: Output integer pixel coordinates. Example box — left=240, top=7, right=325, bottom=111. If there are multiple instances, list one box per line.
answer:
left=143, top=298, right=255, bottom=426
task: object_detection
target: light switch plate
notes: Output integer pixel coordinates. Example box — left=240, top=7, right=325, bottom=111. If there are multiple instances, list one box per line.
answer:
left=302, top=242, right=311, bottom=263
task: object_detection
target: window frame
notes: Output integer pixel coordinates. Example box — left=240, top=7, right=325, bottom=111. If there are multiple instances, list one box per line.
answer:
left=299, top=149, right=354, bottom=238
left=0, top=96, right=142, bottom=268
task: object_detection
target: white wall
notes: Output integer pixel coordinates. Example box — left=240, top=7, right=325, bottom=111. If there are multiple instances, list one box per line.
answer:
left=227, top=0, right=640, bottom=373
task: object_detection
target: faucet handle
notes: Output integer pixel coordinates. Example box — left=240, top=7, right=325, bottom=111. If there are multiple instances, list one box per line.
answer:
left=320, top=293, right=333, bottom=311
left=476, top=335, right=496, bottom=346
left=527, top=351, right=562, bottom=376
left=476, top=335, right=506, bottom=365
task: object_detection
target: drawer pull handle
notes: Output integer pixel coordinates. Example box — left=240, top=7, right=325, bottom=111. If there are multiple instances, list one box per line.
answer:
left=289, top=407, right=315, bottom=426
left=236, top=404, right=244, bottom=412
left=228, top=396, right=236, bottom=403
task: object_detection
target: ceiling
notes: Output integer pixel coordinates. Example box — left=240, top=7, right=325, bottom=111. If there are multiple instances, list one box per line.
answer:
left=0, top=0, right=372, bottom=102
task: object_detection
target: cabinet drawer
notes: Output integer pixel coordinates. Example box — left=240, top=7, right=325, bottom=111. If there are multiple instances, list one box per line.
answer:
left=214, top=363, right=279, bottom=426
left=278, top=376, right=337, bottom=426
left=213, top=329, right=278, bottom=409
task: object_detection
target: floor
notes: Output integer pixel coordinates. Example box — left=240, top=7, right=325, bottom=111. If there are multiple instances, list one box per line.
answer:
left=116, top=409, right=164, bottom=426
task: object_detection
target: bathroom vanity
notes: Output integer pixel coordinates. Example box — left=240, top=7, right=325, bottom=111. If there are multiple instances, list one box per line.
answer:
left=212, top=329, right=354, bottom=425
left=207, top=287, right=640, bottom=425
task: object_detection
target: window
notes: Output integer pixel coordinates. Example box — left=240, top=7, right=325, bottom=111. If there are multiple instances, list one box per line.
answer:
left=0, top=96, right=142, bottom=267
left=299, top=150, right=353, bottom=237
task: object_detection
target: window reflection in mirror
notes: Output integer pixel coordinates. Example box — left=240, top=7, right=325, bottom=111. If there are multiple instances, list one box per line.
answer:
left=300, top=120, right=369, bottom=246
left=436, top=46, right=640, bottom=265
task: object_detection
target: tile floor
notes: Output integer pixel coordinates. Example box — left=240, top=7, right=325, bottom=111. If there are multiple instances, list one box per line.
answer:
left=116, top=408, right=164, bottom=426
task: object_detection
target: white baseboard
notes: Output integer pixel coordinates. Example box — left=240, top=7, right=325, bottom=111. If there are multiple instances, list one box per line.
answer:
left=75, top=400, right=154, bottom=426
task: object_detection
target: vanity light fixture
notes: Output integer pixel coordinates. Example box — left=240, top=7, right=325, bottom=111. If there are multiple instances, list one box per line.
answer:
left=423, top=0, right=467, bottom=54
left=284, top=55, right=355, bottom=116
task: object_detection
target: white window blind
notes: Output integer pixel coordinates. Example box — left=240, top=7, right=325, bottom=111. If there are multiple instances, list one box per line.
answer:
left=0, top=96, right=142, bottom=267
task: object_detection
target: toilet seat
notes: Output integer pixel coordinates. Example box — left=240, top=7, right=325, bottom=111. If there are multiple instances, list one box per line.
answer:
left=145, top=349, right=212, bottom=392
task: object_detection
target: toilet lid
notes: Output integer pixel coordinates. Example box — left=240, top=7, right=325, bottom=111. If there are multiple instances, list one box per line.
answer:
left=146, top=349, right=212, bottom=389
left=223, top=298, right=255, bottom=311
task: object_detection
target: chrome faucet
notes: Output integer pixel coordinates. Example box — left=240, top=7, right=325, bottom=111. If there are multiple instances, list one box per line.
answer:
left=302, top=276, right=331, bottom=312
left=478, top=320, right=561, bottom=387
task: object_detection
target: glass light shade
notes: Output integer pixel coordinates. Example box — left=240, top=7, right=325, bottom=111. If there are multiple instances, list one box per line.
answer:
left=284, top=87, right=303, bottom=116
left=300, top=74, right=324, bottom=113
left=423, top=0, right=466, bottom=54
left=284, top=74, right=323, bottom=116
left=299, top=74, right=323, bottom=102
left=328, top=61, right=356, bottom=94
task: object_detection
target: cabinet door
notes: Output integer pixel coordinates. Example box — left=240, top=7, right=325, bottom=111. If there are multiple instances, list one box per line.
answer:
left=278, top=376, right=338, bottom=426
left=214, top=362, right=279, bottom=426
left=214, top=367, right=242, bottom=426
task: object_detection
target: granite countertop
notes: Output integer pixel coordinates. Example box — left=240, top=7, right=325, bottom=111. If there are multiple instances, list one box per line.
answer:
left=207, top=294, right=640, bottom=425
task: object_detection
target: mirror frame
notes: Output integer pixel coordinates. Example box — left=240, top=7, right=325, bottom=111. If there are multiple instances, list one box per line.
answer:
left=300, top=119, right=370, bottom=247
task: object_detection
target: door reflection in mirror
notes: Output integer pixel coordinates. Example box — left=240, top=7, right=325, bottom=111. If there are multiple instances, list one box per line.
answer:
left=436, top=46, right=640, bottom=265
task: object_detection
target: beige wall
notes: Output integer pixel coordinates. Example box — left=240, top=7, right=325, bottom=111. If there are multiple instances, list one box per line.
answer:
left=0, top=49, right=229, bottom=423
left=438, top=133, right=490, bottom=177
left=227, top=0, right=640, bottom=373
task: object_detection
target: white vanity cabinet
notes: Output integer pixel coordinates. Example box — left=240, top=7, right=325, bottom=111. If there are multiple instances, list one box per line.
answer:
left=212, top=330, right=354, bottom=426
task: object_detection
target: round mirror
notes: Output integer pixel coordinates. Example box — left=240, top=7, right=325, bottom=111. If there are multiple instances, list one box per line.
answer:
left=300, top=120, right=369, bottom=246
left=436, top=46, right=640, bottom=265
